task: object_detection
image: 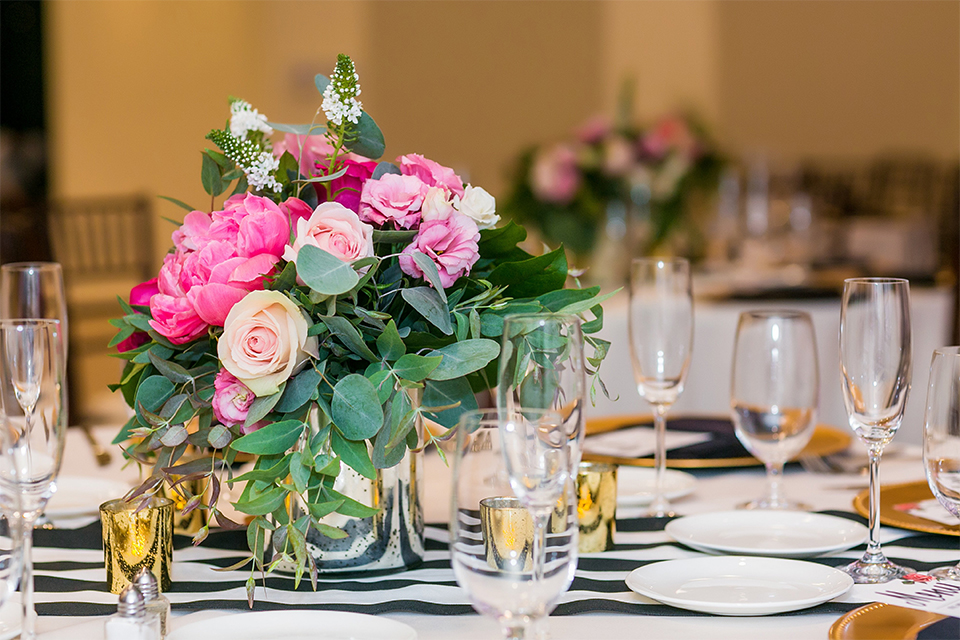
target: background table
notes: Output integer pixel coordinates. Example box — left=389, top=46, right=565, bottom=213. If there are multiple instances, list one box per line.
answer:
left=28, top=425, right=958, bottom=639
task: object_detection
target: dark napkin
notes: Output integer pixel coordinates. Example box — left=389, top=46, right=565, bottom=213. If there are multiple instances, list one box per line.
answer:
left=917, top=616, right=960, bottom=640
left=594, top=417, right=754, bottom=463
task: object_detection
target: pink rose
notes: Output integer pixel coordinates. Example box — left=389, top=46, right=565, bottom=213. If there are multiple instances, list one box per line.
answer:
left=316, top=156, right=378, bottom=213
left=272, top=133, right=335, bottom=177
left=279, top=197, right=314, bottom=228
left=358, top=173, right=427, bottom=229
left=117, top=278, right=160, bottom=352
left=399, top=153, right=464, bottom=198
left=148, top=294, right=208, bottom=345
left=399, top=209, right=480, bottom=288
left=218, top=290, right=319, bottom=396
left=283, top=202, right=374, bottom=269
left=531, top=144, right=581, bottom=204
left=212, top=369, right=256, bottom=429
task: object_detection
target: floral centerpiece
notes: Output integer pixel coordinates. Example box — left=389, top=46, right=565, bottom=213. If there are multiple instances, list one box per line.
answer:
left=109, top=55, right=611, bottom=600
left=501, top=108, right=722, bottom=261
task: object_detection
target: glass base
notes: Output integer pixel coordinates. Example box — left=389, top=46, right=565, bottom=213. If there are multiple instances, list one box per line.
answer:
left=842, top=557, right=914, bottom=584
left=645, top=497, right=675, bottom=518
left=737, top=497, right=811, bottom=511
left=929, top=565, right=960, bottom=581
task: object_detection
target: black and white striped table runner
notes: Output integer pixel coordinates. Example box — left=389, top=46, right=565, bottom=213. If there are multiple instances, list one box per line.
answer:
left=34, top=511, right=957, bottom=618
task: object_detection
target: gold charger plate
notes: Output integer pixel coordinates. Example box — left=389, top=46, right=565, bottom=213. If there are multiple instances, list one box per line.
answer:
left=584, top=414, right=851, bottom=469
left=853, top=481, right=960, bottom=537
left=829, top=603, right=946, bottom=640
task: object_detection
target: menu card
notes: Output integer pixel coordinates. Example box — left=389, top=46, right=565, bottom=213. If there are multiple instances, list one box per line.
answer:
left=583, top=426, right=711, bottom=458
left=894, top=498, right=960, bottom=526
left=870, top=578, right=960, bottom=619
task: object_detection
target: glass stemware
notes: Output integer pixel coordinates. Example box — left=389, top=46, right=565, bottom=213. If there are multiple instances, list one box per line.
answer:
left=839, top=277, right=913, bottom=583
left=498, top=314, right=586, bottom=469
left=628, top=258, right=693, bottom=517
left=921, top=346, right=960, bottom=580
left=731, top=310, right=819, bottom=510
left=0, top=319, right=67, bottom=639
left=450, top=409, right=577, bottom=639
left=0, top=263, right=68, bottom=359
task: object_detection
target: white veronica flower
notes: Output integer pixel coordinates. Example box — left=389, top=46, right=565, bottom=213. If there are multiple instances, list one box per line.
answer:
left=229, top=99, right=273, bottom=139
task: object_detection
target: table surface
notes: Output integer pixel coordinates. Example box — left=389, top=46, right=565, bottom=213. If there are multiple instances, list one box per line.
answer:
left=31, top=424, right=955, bottom=640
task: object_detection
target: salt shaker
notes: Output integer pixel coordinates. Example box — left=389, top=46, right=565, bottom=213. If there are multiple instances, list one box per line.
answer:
left=104, top=584, right=161, bottom=640
left=134, top=567, right=170, bottom=638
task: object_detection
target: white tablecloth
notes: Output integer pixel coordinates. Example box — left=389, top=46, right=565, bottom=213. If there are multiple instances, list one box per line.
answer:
left=32, top=425, right=956, bottom=639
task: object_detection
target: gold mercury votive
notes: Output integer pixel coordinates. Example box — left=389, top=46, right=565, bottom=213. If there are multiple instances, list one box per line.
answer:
left=100, top=495, right=173, bottom=594
left=479, top=497, right=534, bottom=572
left=576, top=461, right=617, bottom=553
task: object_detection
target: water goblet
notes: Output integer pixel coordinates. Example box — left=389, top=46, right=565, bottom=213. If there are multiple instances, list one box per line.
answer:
left=839, top=277, right=913, bottom=583
left=0, top=319, right=67, bottom=639
left=498, top=314, right=586, bottom=468
left=450, top=409, right=578, bottom=639
left=628, top=258, right=693, bottom=517
left=731, top=310, right=819, bottom=510
left=921, top=346, right=960, bottom=580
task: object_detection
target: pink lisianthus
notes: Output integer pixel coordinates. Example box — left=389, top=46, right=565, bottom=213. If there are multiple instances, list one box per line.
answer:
left=530, top=144, right=581, bottom=204
left=399, top=153, right=464, bottom=198
left=359, top=173, right=427, bottom=229
left=283, top=201, right=374, bottom=269
left=399, top=209, right=480, bottom=288
left=640, top=115, right=697, bottom=161
left=148, top=294, right=208, bottom=345
left=212, top=369, right=260, bottom=431
left=272, top=133, right=335, bottom=177
left=315, top=156, right=378, bottom=213
left=117, top=278, right=160, bottom=352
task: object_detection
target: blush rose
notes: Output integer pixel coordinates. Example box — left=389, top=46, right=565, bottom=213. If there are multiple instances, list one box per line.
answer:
left=283, top=201, right=375, bottom=268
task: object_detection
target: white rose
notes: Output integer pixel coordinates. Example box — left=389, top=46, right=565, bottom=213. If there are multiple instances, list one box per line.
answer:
left=455, top=185, right=499, bottom=230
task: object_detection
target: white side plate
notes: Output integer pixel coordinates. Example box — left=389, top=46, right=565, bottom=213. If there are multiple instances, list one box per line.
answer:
left=0, top=593, right=20, bottom=640
left=45, top=476, right=131, bottom=518
left=167, top=610, right=418, bottom=640
left=664, top=510, right=868, bottom=558
left=625, top=555, right=853, bottom=616
left=617, top=467, right=697, bottom=506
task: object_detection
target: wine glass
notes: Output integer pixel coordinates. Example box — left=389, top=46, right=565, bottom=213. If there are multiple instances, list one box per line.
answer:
left=0, top=263, right=68, bottom=359
left=921, top=346, right=960, bottom=580
left=731, top=310, right=819, bottom=510
left=628, top=258, right=693, bottom=517
left=498, top=314, right=586, bottom=468
left=450, top=409, right=577, bottom=639
left=839, top=277, right=913, bottom=583
left=0, top=319, right=67, bottom=639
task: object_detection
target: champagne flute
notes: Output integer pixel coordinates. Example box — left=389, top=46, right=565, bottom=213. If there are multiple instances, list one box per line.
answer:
left=0, top=263, right=68, bottom=359
left=498, top=314, right=586, bottom=468
left=839, top=277, right=913, bottom=583
left=450, top=409, right=577, bottom=639
left=731, top=310, right=819, bottom=510
left=0, top=319, right=67, bottom=639
left=628, top=258, right=693, bottom=517
left=921, top=346, right=960, bottom=580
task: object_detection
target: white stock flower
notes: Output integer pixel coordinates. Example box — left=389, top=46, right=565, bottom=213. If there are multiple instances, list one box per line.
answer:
left=455, top=185, right=499, bottom=229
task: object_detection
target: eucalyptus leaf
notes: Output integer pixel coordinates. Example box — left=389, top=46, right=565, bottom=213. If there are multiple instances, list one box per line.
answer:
left=330, top=430, right=376, bottom=480
left=401, top=287, right=453, bottom=335
left=422, top=378, right=478, bottom=429
left=343, top=111, right=386, bottom=160
left=321, top=316, right=378, bottom=362
left=207, top=425, right=232, bottom=449
left=488, top=246, right=568, bottom=298
left=427, top=339, right=500, bottom=381
left=233, top=487, right=286, bottom=517
left=411, top=252, right=447, bottom=303
left=372, top=229, right=418, bottom=244
left=297, top=245, right=360, bottom=296
left=331, top=374, right=383, bottom=441
left=244, top=386, right=284, bottom=427
left=266, top=122, right=325, bottom=136
left=314, top=74, right=330, bottom=94
left=276, top=368, right=321, bottom=414
left=135, top=376, right=175, bottom=428
left=393, top=354, right=442, bottom=382
left=375, top=319, right=405, bottom=362
left=200, top=152, right=225, bottom=197
left=231, top=420, right=304, bottom=455
left=157, top=195, right=197, bottom=212
left=371, top=161, right=401, bottom=179
left=147, top=350, right=193, bottom=385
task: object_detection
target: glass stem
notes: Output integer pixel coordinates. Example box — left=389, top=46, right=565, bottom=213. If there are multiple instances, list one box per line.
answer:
left=531, top=508, right=549, bottom=584
left=20, top=516, right=34, bottom=640
left=766, top=462, right=784, bottom=507
left=863, top=447, right=884, bottom=563
left=650, top=403, right=672, bottom=517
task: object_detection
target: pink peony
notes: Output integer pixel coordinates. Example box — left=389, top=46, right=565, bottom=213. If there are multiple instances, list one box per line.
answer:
left=359, top=173, right=427, bottom=229
left=316, top=156, right=378, bottom=213
left=148, top=294, right=208, bottom=345
left=399, top=154, right=464, bottom=198
left=399, top=209, right=480, bottom=288
left=172, top=211, right=213, bottom=252
left=213, top=193, right=289, bottom=259
left=272, top=133, right=335, bottom=177
left=530, top=144, right=581, bottom=204
left=212, top=369, right=257, bottom=430
left=283, top=201, right=374, bottom=268
left=117, top=278, right=160, bottom=352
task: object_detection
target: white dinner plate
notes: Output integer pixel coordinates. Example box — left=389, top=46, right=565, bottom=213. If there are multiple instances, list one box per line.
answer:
left=664, top=510, right=868, bottom=558
left=625, top=555, right=853, bottom=616
left=0, top=593, right=21, bottom=640
left=45, top=476, right=132, bottom=518
left=616, top=467, right=697, bottom=506
left=167, top=610, right=418, bottom=640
